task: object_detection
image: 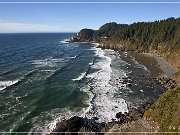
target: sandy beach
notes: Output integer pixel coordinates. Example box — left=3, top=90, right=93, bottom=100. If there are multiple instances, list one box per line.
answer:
left=130, top=52, right=177, bottom=77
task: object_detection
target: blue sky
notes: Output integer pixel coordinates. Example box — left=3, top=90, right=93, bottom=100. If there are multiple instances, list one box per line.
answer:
left=0, top=0, right=180, bottom=32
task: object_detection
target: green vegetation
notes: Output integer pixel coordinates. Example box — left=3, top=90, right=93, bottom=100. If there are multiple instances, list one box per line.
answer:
left=78, top=28, right=95, bottom=41
left=77, top=17, right=180, bottom=55
left=74, top=17, right=180, bottom=133
left=144, top=87, right=180, bottom=132
left=112, top=17, right=180, bottom=53
left=76, top=17, right=180, bottom=75
left=92, top=22, right=127, bottom=41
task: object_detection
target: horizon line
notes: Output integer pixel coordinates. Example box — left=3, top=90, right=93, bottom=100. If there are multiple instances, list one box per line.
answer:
left=0, top=2, right=180, bottom=4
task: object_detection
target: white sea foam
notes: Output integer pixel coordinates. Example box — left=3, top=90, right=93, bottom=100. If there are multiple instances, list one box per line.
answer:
left=40, top=46, right=130, bottom=133
left=32, top=58, right=64, bottom=68
left=33, top=83, right=93, bottom=133
left=0, top=80, right=19, bottom=91
left=66, top=56, right=77, bottom=59
left=81, top=42, right=90, bottom=44
left=84, top=48, right=128, bottom=122
left=15, top=93, right=28, bottom=101
left=88, top=61, right=93, bottom=66
left=46, top=88, right=94, bottom=132
left=91, top=42, right=100, bottom=46
left=59, top=39, right=69, bottom=44
left=37, top=107, right=90, bottom=134
left=40, top=69, right=55, bottom=72
left=140, top=89, right=144, bottom=92
left=72, top=72, right=86, bottom=81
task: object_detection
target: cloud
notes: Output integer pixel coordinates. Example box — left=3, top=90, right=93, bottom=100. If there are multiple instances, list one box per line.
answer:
left=0, top=21, right=61, bottom=33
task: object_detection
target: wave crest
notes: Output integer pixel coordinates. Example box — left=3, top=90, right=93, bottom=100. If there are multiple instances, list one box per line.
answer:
left=0, top=80, right=19, bottom=91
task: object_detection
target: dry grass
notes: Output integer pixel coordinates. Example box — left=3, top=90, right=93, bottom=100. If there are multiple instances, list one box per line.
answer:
left=144, top=87, right=180, bottom=133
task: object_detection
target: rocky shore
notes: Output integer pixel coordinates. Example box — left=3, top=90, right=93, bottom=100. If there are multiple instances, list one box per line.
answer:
left=50, top=80, right=177, bottom=134
left=50, top=74, right=177, bottom=134
left=54, top=35, right=179, bottom=134
left=155, top=77, right=177, bottom=89
left=50, top=84, right=178, bottom=135
left=50, top=100, right=155, bottom=134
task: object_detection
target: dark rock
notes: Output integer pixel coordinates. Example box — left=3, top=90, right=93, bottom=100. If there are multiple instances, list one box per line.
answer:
left=137, top=106, right=146, bottom=114
left=51, top=116, right=84, bottom=134
left=67, top=116, right=84, bottom=131
left=67, top=35, right=81, bottom=43
left=122, top=77, right=128, bottom=80
left=101, top=122, right=106, bottom=127
left=129, top=109, right=143, bottom=120
left=115, top=112, right=127, bottom=124
left=116, top=112, right=122, bottom=119
left=155, top=77, right=177, bottom=90
left=127, top=83, right=132, bottom=87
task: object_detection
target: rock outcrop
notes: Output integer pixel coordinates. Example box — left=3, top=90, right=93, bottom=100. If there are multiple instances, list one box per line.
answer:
left=50, top=100, right=155, bottom=134
left=49, top=75, right=177, bottom=134
left=67, top=29, right=95, bottom=43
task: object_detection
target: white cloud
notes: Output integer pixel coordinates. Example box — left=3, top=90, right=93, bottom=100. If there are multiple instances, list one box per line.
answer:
left=0, top=21, right=61, bottom=33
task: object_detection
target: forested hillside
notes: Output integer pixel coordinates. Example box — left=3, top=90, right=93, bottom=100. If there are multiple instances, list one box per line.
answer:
left=71, top=17, right=180, bottom=73
left=111, top=17, right=180, bottom=53
left=76, top=17, right=180, bottom=53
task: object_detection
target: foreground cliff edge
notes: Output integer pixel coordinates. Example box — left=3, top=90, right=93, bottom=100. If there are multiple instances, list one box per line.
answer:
left=107, top=87, right=180, bottom=134
left=50, top=17, right=180, bottom=134
left=50, top=87, right=179, bottom=134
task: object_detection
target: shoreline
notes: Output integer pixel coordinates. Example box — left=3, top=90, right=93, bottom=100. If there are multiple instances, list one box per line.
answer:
left=50, top=44, right=178, bottom=134
left=63, top=21, right=180, bottom=132
left=130, top=52, right=177, bottom=78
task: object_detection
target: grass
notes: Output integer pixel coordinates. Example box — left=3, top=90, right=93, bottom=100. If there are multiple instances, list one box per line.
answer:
left=144, top=87, right=180, bottom=133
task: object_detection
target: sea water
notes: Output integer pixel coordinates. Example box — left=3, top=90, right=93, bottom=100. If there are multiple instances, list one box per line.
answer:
left=0, top=33, right=163, bottom=133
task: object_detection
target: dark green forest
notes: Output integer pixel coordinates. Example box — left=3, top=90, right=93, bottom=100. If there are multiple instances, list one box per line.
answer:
left=75, top=17, right=180, bottom=80
left=78, top=17, right=180, bottom=54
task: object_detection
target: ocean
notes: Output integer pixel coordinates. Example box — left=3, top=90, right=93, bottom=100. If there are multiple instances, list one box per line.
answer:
left=0, top=33, right=164, bottom=133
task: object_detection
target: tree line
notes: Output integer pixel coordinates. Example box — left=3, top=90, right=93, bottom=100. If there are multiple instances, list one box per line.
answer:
left=78, top=17, right=180, bottom=54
